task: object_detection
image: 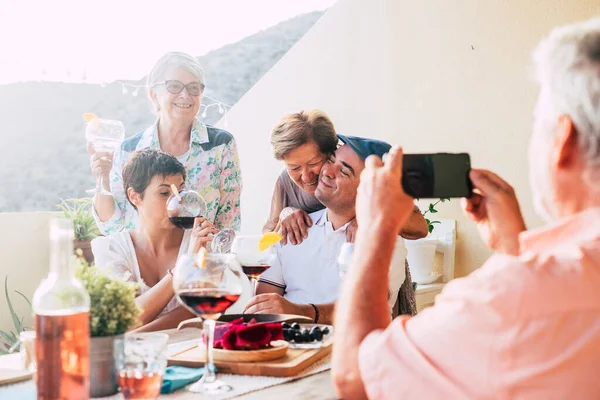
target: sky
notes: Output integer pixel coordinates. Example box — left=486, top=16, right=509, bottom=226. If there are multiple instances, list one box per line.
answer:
left=0, top=0, right=336, bottom=84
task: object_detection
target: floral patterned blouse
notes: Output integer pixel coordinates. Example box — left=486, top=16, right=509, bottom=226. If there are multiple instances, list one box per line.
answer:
left=93, top=118, right=242, bottom=235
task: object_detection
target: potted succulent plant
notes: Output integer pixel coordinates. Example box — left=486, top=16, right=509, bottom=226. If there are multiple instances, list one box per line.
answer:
left=58, top=198, right=100, bottom=264
left=75, top=254, right=141, bottom=397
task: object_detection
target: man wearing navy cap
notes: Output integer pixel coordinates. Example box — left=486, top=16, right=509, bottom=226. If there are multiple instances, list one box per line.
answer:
left=244, top=135, right=416, bottom=324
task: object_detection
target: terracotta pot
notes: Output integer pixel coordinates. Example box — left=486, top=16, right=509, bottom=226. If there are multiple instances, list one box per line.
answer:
left=74, top=240, right=94, bottom=264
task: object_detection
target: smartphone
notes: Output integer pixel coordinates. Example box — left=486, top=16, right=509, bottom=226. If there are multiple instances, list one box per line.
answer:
left=402, top=153, right=473, bottom=199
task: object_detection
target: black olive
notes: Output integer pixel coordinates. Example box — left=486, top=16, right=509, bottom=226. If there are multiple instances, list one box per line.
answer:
left=281, top=322, right=291, bottom=329
left=301, top=331, right=311, bottom=342
left=309, top=326, right=321, bottom=335
left=321, top=327, right=330, bottom=335
left=294, top=331, right=304, bottom=342
left=290, top=322, right=301, bottom=330
left=313, top=330, right=323, bottom=341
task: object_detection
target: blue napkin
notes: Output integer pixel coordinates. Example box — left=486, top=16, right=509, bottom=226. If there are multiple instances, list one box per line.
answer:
left=160, top=365, right=216, bottom=394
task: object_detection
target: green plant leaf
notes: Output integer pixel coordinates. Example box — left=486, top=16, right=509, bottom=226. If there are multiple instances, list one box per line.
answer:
left=15, top=290, right=32, bottom=309
left=440, top=197, right=450, bottom=202
left=428, top=203, right=438, bottom=213
left=428, top=224, right=434, bottom=233
left=425, top=218, right=431, bottom=225
left=0, top=329, right=17, bottom=346
left=4, top=277, right=23, bottom=334
left=431, top=221, right=441, bottom=224
left=57, top=197, right=99, bottom=241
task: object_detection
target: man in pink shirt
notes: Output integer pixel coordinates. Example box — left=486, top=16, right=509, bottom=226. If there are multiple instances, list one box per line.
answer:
left=333, top=18, right=600, bottom=399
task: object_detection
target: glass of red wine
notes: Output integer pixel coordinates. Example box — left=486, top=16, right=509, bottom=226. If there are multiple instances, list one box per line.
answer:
left=231, top=235, right=277, bottom=295
left=173, top=252, right=243, bottom=394
left=166, top=188, right=207, bottom=230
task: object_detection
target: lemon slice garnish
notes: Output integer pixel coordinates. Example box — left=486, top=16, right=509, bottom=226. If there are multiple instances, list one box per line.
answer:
left=82, top=112, right=98, bottom=122
left=83, top=113, right=100, bottom=129
left=258, top=232, right=283, bottom=252
left=197, top=247, right=207, bottom=269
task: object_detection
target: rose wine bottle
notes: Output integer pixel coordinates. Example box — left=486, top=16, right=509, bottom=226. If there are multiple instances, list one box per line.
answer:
left=33, top=218, right=91, bottom=400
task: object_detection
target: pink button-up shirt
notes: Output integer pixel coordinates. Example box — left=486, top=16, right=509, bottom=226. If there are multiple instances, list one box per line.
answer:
left=359, top=208, right=600, bottom=399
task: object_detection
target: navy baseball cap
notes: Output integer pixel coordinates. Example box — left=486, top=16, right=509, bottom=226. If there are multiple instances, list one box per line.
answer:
left=337, top=134, right=391, bottom=160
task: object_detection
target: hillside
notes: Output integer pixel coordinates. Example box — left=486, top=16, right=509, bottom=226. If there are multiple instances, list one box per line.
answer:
left=0, top=11, right=323, bottom=212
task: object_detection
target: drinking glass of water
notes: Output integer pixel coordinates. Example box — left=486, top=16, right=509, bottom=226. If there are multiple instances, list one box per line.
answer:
left=86, top=117, right=125, bottom=196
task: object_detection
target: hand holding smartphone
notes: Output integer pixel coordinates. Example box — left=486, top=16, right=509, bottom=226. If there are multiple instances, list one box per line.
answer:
left=401, top=153, right=473, bottom=199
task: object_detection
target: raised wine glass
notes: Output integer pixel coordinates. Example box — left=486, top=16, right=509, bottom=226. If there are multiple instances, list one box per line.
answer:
left=166, top=189, right=207, bottom=230
left=85, top=117, right=125, bottom=196
left=231, top=235, right=277, bottom=295
left=173, top=252, right=243, bottom=394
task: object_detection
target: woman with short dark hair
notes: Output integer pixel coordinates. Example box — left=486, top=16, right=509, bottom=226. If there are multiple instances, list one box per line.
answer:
left=92, top=148, right=250, bottom=331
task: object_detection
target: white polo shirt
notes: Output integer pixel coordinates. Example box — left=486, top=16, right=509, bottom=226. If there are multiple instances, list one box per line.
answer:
left=258, top=209, right=407, bottom=312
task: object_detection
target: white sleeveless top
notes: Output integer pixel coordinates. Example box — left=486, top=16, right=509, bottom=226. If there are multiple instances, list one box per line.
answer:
left=92, top=231, right=191, bottom=318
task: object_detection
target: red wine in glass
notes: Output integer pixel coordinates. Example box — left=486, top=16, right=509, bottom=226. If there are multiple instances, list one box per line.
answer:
left=166, top=189, right=207, bottom=230
left=241, top=265, right=270, bottom=280
left=168, top=216, right=199, bottom=230
left=178, top=288, right=241, bottom=319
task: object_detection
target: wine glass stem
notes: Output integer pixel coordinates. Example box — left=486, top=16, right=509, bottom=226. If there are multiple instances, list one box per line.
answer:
left=251, top=278, right=257, bottom=296
left=203, top=318, right=217, bottom=384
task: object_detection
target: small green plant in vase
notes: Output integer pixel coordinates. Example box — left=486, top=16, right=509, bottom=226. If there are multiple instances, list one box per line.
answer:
left=421, top=198, right=450, bottom=234
left=58, top=198, right=100, bottom=263
left=74, top=254, right=142, bottom=396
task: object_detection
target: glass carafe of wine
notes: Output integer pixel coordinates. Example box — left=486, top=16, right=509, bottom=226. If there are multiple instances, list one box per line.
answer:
left=33, top=218, right=91, bottom=400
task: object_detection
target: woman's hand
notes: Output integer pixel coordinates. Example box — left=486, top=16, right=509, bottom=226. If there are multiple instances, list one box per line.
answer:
left=274, top=207, right=313, bottom=246
left=88, top=143, right=113, bottom=181
left=188, top=217, right=219, bottom=254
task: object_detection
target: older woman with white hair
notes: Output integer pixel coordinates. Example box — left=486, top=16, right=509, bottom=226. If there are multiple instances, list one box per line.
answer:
left=90, top=52, right=242, bottom=235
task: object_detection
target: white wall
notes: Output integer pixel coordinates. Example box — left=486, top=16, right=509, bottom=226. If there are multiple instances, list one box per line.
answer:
left=219, top=0, right=600, bottom=277
left=0, top=213, right=55, bottom=338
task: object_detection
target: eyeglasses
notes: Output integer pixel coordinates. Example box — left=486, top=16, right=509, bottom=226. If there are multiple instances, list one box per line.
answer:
left=155, top=80, right=205, bottom=96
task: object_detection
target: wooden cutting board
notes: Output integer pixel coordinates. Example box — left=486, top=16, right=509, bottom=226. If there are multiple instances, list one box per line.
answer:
left=0, top=368, right=33, bottom=386
left=0, top=354, right=33, bottom=386
left=168, top=341, right=332, bottom=377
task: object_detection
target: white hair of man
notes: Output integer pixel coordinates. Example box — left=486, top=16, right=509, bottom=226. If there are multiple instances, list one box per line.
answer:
left=533, top=18, right=600, bottom=188
left=146, top=51, right=206, bottom=113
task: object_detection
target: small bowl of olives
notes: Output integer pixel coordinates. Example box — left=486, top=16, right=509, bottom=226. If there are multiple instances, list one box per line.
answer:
left=280, top=322, right=333, bottom=348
